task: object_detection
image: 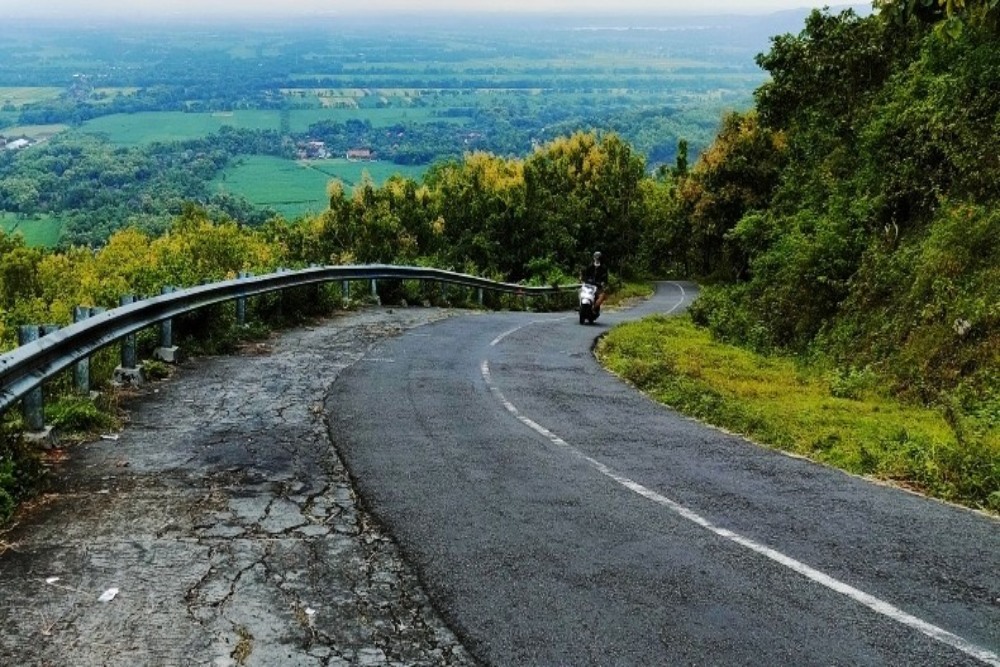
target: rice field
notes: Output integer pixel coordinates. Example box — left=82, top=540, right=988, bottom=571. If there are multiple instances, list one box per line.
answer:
left=79, top=107, right=462, bottom=146
left=212, top=155, right=427, bottom=219
left=0, top=213, right=63, bottom=247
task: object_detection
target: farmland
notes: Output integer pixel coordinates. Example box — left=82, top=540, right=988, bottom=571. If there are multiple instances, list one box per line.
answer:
left=0, top=213, right=62, bottom=247
left=79, top=107, right=464, bottom=146
left=0, top=87, right=63, bottom=109
left=0, top=10, right=826, bottom=246
left=212, top=156, right=427, bottom=219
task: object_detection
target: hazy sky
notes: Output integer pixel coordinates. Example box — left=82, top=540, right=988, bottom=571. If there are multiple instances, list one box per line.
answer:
left=3, top=0, right=861, bottom=19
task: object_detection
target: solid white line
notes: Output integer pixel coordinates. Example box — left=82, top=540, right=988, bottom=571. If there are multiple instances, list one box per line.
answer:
left=479, top=359, right=1000, bottom=666
left=490, top=316, right=573, bottom=347
left=490, top=281, right=688, bottom=348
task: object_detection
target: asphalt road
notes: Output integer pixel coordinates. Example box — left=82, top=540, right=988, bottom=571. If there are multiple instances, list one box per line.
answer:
left=0, top=308, right=476, bottom=667
left=329, top=282, right=1000, bottom=666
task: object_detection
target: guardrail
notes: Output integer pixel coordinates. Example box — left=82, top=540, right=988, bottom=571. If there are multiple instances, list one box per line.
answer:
left=0, top=264, right=578, bottom=423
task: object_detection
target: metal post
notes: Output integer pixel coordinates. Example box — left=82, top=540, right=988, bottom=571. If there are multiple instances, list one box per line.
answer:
left=370, top=279, right=378, bottom=298
left=159, top=286, right=174, bottom=348
left=74, top=306, right=92, bottom=393
left=236, top=272, right=247, bottom=326
left=18, top=325, right=44, bottom=431
left=120, top=295, right=137, bottom=369
left=341, top=280, right=350, bottom=305
left=477, top=288, right=484, bottom=306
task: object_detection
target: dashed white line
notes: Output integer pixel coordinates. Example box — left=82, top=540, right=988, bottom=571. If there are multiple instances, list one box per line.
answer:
left=479, top=359, right=1000, bottom=666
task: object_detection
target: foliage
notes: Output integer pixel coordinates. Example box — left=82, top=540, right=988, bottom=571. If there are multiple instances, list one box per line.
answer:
left=666, top=6, right=999, bottom=410
left=0, top=424, right=44, bottom=524
left=875, top=0, right=1000, bottom=39
left=46, top=395, right=116, bottom=433
left=634, top=5, right=1000, bottom=506
left=597, top=315, right=999, bottom=509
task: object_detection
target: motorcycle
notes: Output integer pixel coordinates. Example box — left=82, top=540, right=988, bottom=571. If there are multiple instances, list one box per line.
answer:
left=578, top=283, right=600, bottom=324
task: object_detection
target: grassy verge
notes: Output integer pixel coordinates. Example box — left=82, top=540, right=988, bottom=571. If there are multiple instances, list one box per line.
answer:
left=596, top=314, right=1000, bottom=512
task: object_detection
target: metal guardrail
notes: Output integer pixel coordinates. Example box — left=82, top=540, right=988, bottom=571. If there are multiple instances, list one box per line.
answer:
left=0, top=264, right=578, bottom=417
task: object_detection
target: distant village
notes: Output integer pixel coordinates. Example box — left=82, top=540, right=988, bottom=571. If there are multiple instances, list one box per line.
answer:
left=297, top=140, right=375, bottom=162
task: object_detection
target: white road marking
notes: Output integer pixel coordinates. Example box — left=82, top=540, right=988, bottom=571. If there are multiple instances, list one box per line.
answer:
left=489, top=282, right=688, bottom=348
left=479, top=359, right=1000, bottom=666
left=490, top=316, right=573, bottom=347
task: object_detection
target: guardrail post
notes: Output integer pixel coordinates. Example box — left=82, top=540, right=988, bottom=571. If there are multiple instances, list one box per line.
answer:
left=113, top=295, right=143, bottom=386
left=341, top=280, right=350, bottom=306
left=477, top=288, right=484, bottom=306
left=154, top=286, right=180, bottom=363
left=18, top=325, right=45, bottom=432
left=73, top=307, right=92, bottom=394
left=236, top=272, right=252, bottom=326
left=370, top=279, right=380, bottom=305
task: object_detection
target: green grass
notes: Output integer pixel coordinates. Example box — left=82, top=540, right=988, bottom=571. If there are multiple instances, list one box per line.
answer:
left=2, top=124, right=69, bottom=140
left=597, top=314, right=1000, bottom=512
left=212, top=156, right=427, bottom=219
left=79, top=111, right=284, bottom=145
left=0, top=213, right=63, bottom=247
left=0, top=87, right=63, bottom=108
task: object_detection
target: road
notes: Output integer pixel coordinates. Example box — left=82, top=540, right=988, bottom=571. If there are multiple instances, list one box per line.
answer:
left=0, top=307, right=476, bottom=667
left=330, top=282, right=1000, bottom=666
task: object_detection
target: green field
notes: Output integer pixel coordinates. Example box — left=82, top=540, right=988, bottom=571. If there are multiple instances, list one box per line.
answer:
left=0, top=213, right=62, bottom=247
left=79, top=108, right=463, bottom=146
left=213, top=156, right=427, bottom=219
left=2, top=124, right=69, bottom=140
left=0, top=87, right=64, bottom=108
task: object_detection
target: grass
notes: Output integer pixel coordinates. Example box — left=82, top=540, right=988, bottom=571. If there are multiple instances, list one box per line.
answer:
left=597, top=314, right=1000, bottom=512
left=0, top=87, right=63, bottom=108
left=212, top=155, right=427, bottom=219
left=0, top=213, right=63, bottom=247
left=2, top=124, right=69, bottom=140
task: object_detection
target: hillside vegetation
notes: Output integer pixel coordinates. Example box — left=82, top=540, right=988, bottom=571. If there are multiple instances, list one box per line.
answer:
left=628, top=1, right=1000, bottom=509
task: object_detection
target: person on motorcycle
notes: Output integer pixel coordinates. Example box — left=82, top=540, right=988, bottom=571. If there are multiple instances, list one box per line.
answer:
left=582, top=251, right=609, bottom=315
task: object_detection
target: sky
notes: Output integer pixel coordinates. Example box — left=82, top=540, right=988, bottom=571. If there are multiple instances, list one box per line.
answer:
left=2, top=0, right=862, bottom=19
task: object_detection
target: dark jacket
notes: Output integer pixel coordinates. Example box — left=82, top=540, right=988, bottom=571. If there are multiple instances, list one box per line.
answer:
left=582, top=262, right=608, bottom=287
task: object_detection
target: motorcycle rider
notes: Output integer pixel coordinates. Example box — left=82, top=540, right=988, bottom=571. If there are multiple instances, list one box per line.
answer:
left=581, top=251, right=609, bottom=315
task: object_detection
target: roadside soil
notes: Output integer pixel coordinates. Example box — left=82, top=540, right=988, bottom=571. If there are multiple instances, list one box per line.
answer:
left=0, top=306, right=478, bottom=667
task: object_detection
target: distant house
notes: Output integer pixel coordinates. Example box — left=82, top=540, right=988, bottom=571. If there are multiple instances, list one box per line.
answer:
left=346, top=148, right=374, bottom=161
left=295, top=140, right=332, bottom=160
left=4, top=138, right=30, bottom=151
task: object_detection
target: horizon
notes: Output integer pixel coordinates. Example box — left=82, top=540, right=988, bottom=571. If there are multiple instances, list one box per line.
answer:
left=1, top=1, right=871, bottom=20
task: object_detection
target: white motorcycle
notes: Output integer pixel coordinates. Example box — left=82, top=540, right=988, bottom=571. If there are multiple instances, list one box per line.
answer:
left=578, top=283, right=600, bottom=325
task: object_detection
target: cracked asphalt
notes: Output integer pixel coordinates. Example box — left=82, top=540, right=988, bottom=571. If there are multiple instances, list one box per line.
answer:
left=0, top=307, right=478, bottom=667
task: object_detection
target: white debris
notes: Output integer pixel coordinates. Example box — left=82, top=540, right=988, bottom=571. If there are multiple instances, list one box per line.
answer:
left=45, top=577, right=60, bottom=584
left=97, top=588, right=119, bottom=603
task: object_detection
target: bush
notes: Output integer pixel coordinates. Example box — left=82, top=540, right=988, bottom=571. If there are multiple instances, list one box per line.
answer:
left=47, top=395, right=116, bottom=433
left=0, top=424, right=44, bottom=524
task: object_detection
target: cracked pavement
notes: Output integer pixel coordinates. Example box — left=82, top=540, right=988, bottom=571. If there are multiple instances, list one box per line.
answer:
left=0, top=307, right=478, bottom=667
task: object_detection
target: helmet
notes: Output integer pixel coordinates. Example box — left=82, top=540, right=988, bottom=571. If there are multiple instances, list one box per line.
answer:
left=593, top=251, right=602, bottom=261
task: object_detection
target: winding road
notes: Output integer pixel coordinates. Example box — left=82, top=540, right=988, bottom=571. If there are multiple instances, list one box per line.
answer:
left=330, top=282, right=1000, bottom=666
